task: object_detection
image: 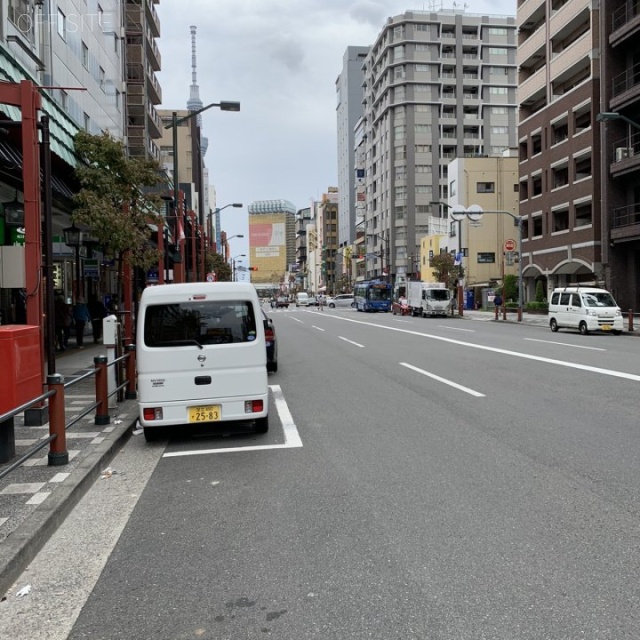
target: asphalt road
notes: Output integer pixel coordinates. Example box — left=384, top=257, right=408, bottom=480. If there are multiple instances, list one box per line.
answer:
left=3, top=307, right=640, bottom=639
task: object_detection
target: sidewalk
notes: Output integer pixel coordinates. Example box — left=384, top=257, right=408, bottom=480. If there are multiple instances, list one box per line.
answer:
left=459, top=308, right=639, bottom=334
left=0, top=341, right=139, bottom=598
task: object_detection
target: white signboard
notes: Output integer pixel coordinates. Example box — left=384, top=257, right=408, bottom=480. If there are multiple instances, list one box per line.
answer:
left=256, top=247, right=281, bottom=258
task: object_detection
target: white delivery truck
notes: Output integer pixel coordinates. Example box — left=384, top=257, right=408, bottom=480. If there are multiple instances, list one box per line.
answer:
left=407, top=281, right=451, bottom=317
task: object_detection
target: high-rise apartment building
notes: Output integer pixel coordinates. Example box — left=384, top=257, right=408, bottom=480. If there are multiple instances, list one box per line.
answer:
left=125, top=0, right=163, bottom=160
left=517, top=0, right=600, bottom=300
left=336, top=46, right=369, bottom=248
left=360, top=10, right=517, bottom=283
left=598, top=0, right=640, bottom=312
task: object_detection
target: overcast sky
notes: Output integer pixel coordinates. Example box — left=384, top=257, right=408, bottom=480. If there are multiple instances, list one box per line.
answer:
left=156, top=0, right=517, bottom=262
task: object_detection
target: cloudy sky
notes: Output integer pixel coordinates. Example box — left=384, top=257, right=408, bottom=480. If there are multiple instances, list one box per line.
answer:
left=156, top=0, right=517, bottom=260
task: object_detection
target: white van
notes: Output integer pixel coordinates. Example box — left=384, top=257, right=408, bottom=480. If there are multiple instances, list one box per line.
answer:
left=548, top=286, right=623, bottom=335
left=137, top=282, right=269, bottom=441
left=296, top=292, right=310, bottom=307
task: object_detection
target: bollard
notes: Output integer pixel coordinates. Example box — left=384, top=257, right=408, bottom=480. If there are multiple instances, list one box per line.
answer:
left=494, top=306, right=499, bottom=320
left=125, top=344, right=137, bottom=400
left=47, top=374, right=68, bottom=466
left=518, top=306, right=523, bottom=322
left=94, top=355, right=110, bottom=426
left=502, top=305, right=507, bottom=321
left=0, top=417, right=15, bottom=464
left=629, top=309, right=634, bottom=332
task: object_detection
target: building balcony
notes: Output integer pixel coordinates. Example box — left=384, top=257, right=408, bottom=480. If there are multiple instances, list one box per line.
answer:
left=550, top=0, right=589, bottom=36
left=519, top=65, right=546, bottom=103
left=611, top=203, right=640, bottom=242
left=147, top=103, right=162, bottom=139
left=146, top=29, right=161, bottom=71
left=610, top=0, right=640, bottom=46
left=146, top=68, right=162, bottom=105
left=610, top=61, right=640, bottom=110
left=145, top=0, right=160, bottom=38
left=608, top=134, right=640, bottom=176
left=518, top=26, right=545, bottom=67
left=518, top=0, right=545, bottom=31
left=125, top=3, right=143, bottom=32
left=549, top=31, right=591, bottom=80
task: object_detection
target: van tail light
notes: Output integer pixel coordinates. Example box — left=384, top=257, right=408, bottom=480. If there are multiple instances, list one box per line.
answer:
left=264, top=326, right=274, bottom=343
left=245, top=400, right=263, bottom=414
left=143, top=407, right=163, bottom=421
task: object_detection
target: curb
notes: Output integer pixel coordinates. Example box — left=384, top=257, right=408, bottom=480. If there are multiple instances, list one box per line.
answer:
left=0, top=404, right=138, bottom=598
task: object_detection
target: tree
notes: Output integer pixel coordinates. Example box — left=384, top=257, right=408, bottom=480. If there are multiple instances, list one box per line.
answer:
left=503, top=274, right=518, bottom=302
left=206, top=251, right=231, bottom=281
left=72, top=131, right=166, bottom=288
left=535, top=279, right=545, bottom=302
left=429, top=253, right=464, bottom=289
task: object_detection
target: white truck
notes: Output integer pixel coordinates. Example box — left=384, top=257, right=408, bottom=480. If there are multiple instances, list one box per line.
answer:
left=407, top=281, right=451, bottom=317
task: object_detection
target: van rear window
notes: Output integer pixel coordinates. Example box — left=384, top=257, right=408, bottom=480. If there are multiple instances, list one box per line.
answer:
left=144, top=300, right=257, bottom=348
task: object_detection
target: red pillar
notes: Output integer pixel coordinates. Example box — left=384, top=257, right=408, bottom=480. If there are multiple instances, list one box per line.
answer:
left=158, top=220, right=165, bottom=284
left=189, top=211, right=197, bottom=282
left=122, top=256, right=133, bottom=344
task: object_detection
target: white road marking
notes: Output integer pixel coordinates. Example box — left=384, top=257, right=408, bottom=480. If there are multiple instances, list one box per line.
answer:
left=392, top=319, right=413, bottom=323
left=524, top=338, right=606, bottom=351
left=339, top=336, right=365, bottom=348
left=316, top=314, right=640, bottom=382
left=400, top=362, right=486, bottom=397
left=438, top=325, right=475, bottom=332
left=289, top=316, right=304, bottom=323
left=312, top=326, right=325, bottom=332
left=162, top=384, right=302, bottom=458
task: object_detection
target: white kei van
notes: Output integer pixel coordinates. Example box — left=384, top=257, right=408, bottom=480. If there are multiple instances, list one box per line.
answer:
left=295, top=292, right=310, bottom=307
left=548, top=286, right=623, bottom=335
left=137, top=282, right=269, bottom=441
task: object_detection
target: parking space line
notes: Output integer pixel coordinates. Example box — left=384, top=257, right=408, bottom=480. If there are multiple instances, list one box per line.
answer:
left=400, top=362, right=486, bottom=397
left=162, top=385, right=302, bottom=458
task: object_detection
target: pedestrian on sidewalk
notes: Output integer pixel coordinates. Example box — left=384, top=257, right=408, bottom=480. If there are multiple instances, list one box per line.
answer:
left=73, top=297, right=92, bottom=348
left=54, top=295, right=71, bottom=351
left=88, top=295, right=108, bottom=344
left=494, top=292, right=503, bottom=318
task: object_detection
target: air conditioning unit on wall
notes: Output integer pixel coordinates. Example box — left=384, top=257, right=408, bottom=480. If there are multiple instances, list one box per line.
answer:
left=615, top=147, right=634, bottom=161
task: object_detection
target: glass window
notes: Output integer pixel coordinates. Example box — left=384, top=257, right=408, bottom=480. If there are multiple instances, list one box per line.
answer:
left=82, top=42, right=89, bottom=68
left=57, top=8, right=66, bottom=40
left=144, top=300, right=258, bottom=347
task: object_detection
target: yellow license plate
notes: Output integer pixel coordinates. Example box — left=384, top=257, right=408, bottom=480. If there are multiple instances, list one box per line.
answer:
left=188, top=405, right=221, bottom=423
left=601, top=325, right=612, bottom=331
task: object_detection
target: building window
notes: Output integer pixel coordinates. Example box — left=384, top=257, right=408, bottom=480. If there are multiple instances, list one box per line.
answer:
left=83, top=112, right=90, bottom=131
left=415, top=185, right=432, bottom=194
left=488, top=27, right=508, bottom=35
left=395, top=145, right=406, bottom=159
left=552, top=121, right=569, bottom=144
left=575, top=202, right=593, bottom=227
left=489, top=66, right=508, bottom=75
left=489, top=87, right=508, bottom=95
left=394, top=45, right=405, bottom=61
left=552, top=208, right=569, bottom=232
left=395, top=166, right=407, bottom=180
left=415, top=164, right=431, bottom=173
left=99, top=67, right=106, bottom=89
left=477, top=182, right=495, bottom=193
left=450, top=179, right=456, bottom=196
left=415, top=144, right=432, bottom=153
left=532, top=175, right=543, bottom=196
left=491, top=106, right=507, bottom=114
left=57, top=8, right=66, bottom=40
left=60, top=90, right=68, bottom=110
left=82, top=42, right=89, bottom=69
left=395, top=65, right=406, bottom=79
left=477, top=252, right=496, bottom=263
left=394, top=125, right=406, bottom=140
left=532, top=216, right=543, bottom=236
left=115, top=89, right=121, bottom=111
left=488, top=47, right=508, bottom=55
left=415, top=124, right=431, bottom=134
left=532, top=133, right=542, bottom=154
left=552, top=166, right=569, bottom=189
left=395, top=186, right=407, bottom=199
left=491, top=126, right=508, bottom=134
left=574, top=156, right=592, bottom=180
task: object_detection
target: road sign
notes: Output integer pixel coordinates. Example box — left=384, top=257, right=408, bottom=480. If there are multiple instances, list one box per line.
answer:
left=206, top=272, right=215, bottom=282
left=504, top=239, right=516, bottom=252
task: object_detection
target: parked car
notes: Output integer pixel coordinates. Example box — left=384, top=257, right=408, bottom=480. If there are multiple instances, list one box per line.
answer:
left=307, top=296, right=318, bottom=306
left=392, top=297, right=410, bottom=315
left=262, top=309, right=278, bottom=372
left=327, top=294, right=355, bottom=308
left=275, top=296, right=289, bottom=308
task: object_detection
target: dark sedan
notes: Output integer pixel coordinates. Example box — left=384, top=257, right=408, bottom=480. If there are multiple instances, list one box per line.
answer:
left=262, top=309, right=278, bottom=372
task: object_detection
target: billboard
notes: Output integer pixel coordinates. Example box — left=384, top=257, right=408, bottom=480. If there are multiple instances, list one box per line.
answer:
left=249, top=214, right=288, bottom=284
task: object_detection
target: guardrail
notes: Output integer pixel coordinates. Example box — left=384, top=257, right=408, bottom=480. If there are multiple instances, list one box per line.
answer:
left=0, top=345, right=136, bottom=479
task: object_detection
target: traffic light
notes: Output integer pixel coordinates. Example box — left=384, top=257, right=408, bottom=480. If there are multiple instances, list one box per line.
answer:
left=248, top=266, right=258, bottom=271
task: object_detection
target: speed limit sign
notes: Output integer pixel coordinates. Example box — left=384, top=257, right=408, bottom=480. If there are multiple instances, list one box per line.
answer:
left=504, top=239, right=516, bottom=252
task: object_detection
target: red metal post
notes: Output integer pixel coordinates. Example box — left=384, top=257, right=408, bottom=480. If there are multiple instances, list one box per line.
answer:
left=199, top=224, right=206, bottom=281
left=629, top=309, right=634, bottom=332
left=47, top=374, right=68, bottom=466
left=122, top=254, right=133, bottom=344
left=125, top=344, right=137, bottom=399
left=190, top=212, right=197, bottom=282
left=94, top=356, right=110, bottom=425
left=158, top=220, right=165, bottom=284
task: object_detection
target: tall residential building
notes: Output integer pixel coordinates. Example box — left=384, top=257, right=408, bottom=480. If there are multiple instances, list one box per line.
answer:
left=517, top=0, right=600, bottom=300
left=247, top=200, right=296, bottom=289
left=336, top=46, right=370, bottom=248
left=125, top=0, right=163, bottom=160
left=599, top=0, right=640, bottom=312
left=360, top=10, right=518, bottom=283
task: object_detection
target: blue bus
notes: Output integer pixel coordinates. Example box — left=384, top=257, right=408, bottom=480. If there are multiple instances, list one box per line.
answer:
left=353, top=279, right=392, bottom=312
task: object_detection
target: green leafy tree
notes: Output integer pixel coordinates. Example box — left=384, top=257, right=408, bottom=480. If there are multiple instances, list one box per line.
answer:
left=535, top=279, right=545, bottom=302
left=206, top=251, right=232, bottom=281
left=503, top=274, right=518, bottom=302
left=429, top=253, right=464, bottom=289
left=72, top=131, right=166, bottom=294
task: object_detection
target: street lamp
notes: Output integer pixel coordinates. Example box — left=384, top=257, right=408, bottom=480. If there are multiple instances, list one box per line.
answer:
left=433, top=201, right=524, bottom=321
left=596, top=112, right=640, bottom=131
left=231, top=254, right=246, bottom=281
left=366, top=232, right=390, bottom=283
left=210, top=202, right=242, bottom=249
left=164, top=101, right=241, bottom=272
left=2, top=190, right=24, bottom=226
left=63, top=223, right=83, bottom=300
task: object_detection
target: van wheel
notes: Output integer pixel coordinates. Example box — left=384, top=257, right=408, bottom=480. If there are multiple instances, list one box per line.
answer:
left=143, top=426, right=165, bottom=442
left=550, top=318, right=558, bottom=332
left=267, top=360, right=278, bottom=373
left=612, top=330, right=622, bottom=336
left=579, top=321, right=589, bottom=335
left=329, top=303, right=336, bottom=308
left=255, top=415, right=269, bottom=434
